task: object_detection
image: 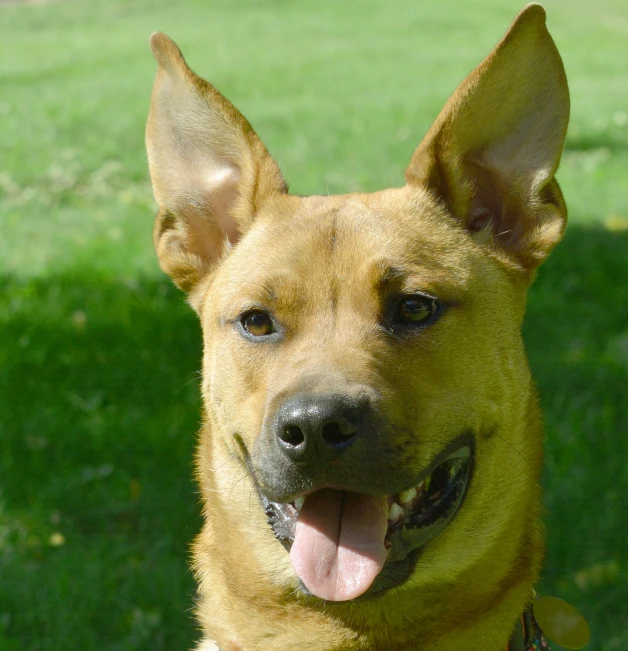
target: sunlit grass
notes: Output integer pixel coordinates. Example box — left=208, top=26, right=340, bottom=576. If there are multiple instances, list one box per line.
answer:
left=1, top=0, right=627, bottom=649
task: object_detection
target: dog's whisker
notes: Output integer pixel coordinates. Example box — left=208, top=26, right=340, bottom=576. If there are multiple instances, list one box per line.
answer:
left=182, top=370, right=202, bottom=388
left=203, top=457, right=233, bottom=476
left=226, top=468, right=251, bottom=503
left=493, top=431, right=533, bottom=472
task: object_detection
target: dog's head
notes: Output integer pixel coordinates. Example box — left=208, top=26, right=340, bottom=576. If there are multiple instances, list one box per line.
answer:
left=146, top=4, right=568, bottom=606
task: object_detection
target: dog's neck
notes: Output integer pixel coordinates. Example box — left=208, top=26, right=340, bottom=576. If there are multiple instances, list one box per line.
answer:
left=209, top=602, right=553, bottom=651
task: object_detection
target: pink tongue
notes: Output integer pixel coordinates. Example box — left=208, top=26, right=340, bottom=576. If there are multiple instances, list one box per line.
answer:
left=290, top=489, right=388, bottom=601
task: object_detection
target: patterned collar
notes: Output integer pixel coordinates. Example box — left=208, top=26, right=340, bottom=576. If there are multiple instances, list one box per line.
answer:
left=507, top=601, right=552, bottom=651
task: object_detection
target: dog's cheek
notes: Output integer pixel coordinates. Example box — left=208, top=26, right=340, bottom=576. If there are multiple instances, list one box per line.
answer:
left=378, top=287, right=527, bottom=457
left=201, top=328, right=274, bottom=445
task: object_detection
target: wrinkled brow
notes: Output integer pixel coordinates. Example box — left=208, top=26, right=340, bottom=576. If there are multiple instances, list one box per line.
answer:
left=370, top=262, right=408, bottom=292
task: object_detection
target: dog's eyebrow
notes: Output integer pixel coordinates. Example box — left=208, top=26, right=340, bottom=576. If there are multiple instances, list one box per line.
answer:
left=371, top=262, right=461, bottom=302
left=260, top=280, right=278, bottom=303
left=255, top=275, right=300, bottom=308
left=373, top=264, right=408, bottom=288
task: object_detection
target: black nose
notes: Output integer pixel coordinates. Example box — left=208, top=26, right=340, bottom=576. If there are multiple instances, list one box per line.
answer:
left=274, top=394, right=363, bottom=462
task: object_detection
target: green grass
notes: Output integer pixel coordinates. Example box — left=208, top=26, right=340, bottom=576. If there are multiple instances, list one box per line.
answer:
left=1, top=0, right=627, bottom=649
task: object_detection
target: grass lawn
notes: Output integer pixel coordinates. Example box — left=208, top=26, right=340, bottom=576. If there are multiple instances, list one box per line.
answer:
left=1, top=0, right=627, bottom=649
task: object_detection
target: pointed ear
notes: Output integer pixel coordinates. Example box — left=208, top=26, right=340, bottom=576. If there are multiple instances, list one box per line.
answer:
left=405, top=4, right=569, bottom=273
left=146, top=33, right=287, bottom=293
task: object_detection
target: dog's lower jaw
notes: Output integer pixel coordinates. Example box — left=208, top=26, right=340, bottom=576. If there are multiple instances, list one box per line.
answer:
left=193, top=399, right=546, bottom=650
left=327, top=514, right=544, bottom=651
left=194, top=547, right=543, bottom=651
left=193, top=472, right=544, bottom=650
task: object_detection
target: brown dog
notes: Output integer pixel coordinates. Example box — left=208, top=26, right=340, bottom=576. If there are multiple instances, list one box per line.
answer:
left=145, top=4, right=569, bottom=649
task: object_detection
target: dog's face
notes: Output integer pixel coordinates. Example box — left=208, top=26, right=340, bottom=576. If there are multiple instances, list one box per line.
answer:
left=201, top=182, right=537, bottom=597
left=197, top=188, right=530, bottom=601
left=146, top=4, right=569, bottom=645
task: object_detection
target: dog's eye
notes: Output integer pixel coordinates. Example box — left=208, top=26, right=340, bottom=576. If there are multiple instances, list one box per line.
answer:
left=241, top=310, right=275, bottom=337
left=393, top=295, right=439, bottom=326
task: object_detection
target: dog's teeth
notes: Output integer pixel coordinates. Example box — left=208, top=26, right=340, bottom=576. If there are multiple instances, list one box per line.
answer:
left=388, top=502, right=406, bottom=523
left=294, top=496, right=305, bottom=511
left=398, top=487, right=417, bottom=506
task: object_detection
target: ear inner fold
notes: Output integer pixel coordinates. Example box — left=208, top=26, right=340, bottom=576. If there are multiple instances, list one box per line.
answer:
left=146, top=32, right=287, bottom=293
left=405, top=3, right=570, bottom=273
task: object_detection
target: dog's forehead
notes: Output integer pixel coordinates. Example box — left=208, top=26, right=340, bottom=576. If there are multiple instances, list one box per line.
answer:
left=247, top=188, right=467, bottom=272
left=207, top=187, right=476, bottom=311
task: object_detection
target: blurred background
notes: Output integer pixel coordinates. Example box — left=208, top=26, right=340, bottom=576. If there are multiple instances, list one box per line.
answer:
left=1, top=0, right=626, bottom=649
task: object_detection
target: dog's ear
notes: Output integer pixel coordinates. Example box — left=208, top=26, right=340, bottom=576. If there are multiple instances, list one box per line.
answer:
left=405, top=4, right=569, bottom=273
left=146, top=33, right=287, bottom=293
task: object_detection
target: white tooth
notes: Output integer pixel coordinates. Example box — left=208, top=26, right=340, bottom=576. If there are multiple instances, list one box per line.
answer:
left=398, top=487, right=417, bottom=505
left=388, top=502, right=405, bottom=522
left=294, top=496, right=305, bottom=511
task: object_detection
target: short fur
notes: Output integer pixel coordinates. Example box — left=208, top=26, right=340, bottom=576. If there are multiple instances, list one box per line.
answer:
left=145, top=5, right=569, bottom=650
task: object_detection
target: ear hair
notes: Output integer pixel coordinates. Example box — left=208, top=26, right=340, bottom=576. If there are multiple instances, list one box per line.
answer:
left=146, top=33, right=286, bottom=293
left=405, top=4, right=570, bottom=273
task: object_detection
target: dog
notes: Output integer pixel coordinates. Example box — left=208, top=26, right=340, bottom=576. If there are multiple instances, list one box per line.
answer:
left=145, top=4, right=569, bottom=649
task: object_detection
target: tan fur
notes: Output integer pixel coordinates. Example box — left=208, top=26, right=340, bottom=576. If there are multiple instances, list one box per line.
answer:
left=145, top=5, right=569, bottom=650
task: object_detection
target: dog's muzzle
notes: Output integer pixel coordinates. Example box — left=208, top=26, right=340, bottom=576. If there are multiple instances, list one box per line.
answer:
left=251, top=392, right=474, bottom=601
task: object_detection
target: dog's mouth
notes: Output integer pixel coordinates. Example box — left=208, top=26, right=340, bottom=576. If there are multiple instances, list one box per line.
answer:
left=262, top=440, right=473, bottom=602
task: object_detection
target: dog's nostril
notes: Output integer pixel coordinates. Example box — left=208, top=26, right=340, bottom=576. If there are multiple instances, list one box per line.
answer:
left=322, top=421, right=356, bottom=447
left=281, top=425, right=305, bottom=447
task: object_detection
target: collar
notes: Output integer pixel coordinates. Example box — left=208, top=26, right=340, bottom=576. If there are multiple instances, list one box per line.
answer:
left=507, top=601, right=552, bottom=651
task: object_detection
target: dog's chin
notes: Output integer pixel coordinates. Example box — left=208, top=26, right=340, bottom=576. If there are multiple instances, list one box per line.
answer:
left=260, top=437, right=474, bottom=601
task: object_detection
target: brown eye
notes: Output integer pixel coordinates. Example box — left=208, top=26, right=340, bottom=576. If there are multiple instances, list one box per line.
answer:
left=241, top=310, right=275, bottom=337
left=393, top=295, right=439, bottom=326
